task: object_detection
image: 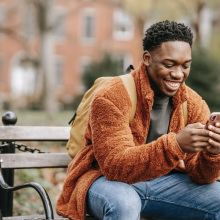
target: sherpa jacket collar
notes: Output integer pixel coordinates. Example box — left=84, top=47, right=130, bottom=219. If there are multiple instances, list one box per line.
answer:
left=132, top=61, right=189, bottom=111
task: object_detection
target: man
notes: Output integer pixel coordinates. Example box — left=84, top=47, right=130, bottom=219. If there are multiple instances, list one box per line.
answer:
left=57, top=20, right=220, bottom=220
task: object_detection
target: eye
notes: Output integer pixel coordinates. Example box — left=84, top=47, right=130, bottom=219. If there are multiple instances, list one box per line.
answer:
left=163, top=64, right=173, bottom=68
left=182, top=62, right=191, bottom=70
left=182, top=65, right=190, bottom=69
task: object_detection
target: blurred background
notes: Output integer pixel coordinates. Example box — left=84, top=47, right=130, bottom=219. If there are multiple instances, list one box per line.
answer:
left=0, top=0, right=220, bottom=216
left=0, top=0, right=220, bottom=116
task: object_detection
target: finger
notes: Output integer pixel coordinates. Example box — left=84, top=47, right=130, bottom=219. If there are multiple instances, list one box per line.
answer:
left=207, top=138, right=220, bottom=154
left=191, top=128, right=209, bottom=137
left=187, top=122, right=204, bottom=129
left=194, top=146, right=206, bottom=153
left=206, top=146, right=220, bottom=155
left=208, top=124, right=220, bottom=134
left=192, top=135, right=210, bottom=143
left=194, top=142, right=209, bottom=147
left=208, top=138, right=220, bottom=148
left=215, top=122, right=220, bottom=127
left=191, top=140, right=210, bottom=153
left=208, top=130, right=220, bottom=142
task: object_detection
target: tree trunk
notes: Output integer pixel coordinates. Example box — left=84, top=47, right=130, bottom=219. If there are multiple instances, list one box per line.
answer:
left=38, top=0, right=57, bottom=112
left=40, top=31, right=56, bottom=112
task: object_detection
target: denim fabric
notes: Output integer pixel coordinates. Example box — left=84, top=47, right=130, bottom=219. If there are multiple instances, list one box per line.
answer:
left=86, top=172, right=220, bottom=220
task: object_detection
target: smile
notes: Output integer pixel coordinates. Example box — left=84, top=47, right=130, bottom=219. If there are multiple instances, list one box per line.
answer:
left=164, top=80, right=181, bottom=91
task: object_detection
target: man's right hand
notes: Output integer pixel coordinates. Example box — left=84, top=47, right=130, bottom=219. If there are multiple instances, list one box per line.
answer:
left=176, top=123, right=210, bottom=153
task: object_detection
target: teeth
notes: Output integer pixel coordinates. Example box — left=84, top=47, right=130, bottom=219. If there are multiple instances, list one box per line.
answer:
left=166, top=81, right=180, bottom=88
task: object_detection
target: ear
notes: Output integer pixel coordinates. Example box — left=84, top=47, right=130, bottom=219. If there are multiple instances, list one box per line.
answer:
left=143, top=51, right=151, bottom=66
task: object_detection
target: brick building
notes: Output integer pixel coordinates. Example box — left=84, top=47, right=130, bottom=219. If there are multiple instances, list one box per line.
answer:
left=0, top=0, right=143, bottom=109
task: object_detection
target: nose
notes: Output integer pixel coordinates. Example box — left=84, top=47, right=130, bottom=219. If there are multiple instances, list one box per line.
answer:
left=170, top=67, right=184, bottom=79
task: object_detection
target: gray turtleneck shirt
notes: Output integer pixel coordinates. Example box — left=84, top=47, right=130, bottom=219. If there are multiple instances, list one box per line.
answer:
left=146, top=96, right=172, bottom=143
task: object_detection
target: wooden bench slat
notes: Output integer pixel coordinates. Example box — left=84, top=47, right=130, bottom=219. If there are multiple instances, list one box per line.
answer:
left=0, top=153, right=72, bottom=169
left=2, top=215, right=69, bottom=220
left=2, top=214, right=98, bottom=220
left=0, top=126, right=70, bottom=141
left=2, top=216, right=69, bottom=220
left=2, top=215, right=148, bottom=220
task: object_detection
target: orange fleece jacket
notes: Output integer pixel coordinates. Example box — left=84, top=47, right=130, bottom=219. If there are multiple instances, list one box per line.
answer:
left=56, top=61, right=220, bottom=220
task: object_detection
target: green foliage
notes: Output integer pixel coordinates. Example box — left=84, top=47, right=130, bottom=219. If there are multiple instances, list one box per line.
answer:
left=83, top=54, right=124, bottom=91
left=186, top=50, right=220, bottom=111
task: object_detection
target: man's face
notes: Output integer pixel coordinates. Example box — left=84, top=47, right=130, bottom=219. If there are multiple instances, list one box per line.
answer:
left=143, top=41, right=192, bottom=97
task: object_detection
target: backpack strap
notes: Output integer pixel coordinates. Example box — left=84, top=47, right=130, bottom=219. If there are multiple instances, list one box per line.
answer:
left=178, top=101, right=188, bottom=171
left=182, top=101, right=188, bottom=126
left=119, top=74, right=137, bottom=122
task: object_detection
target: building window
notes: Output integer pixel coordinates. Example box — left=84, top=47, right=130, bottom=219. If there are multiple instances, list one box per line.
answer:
left=81, top=9, right=96, bottom=43
left=54, top=9, right=66, bottom=39
left=113, top=9, right=134, bottom=41
left=11, top=66, right=36, bottom=96
left=84, top=14, right=94, bottom=38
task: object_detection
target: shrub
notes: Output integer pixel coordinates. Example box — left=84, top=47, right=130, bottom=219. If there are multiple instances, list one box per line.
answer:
left=82, top=54, right=124, bottom=91
left=186, top=50, right=220, bottom=111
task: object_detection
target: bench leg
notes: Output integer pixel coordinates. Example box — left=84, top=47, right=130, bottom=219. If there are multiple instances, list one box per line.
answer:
left=0, top=167, right=54, bottom=220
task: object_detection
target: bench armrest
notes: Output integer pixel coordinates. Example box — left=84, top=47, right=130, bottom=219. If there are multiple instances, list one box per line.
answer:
left=0, top=166, right=54, bottom=220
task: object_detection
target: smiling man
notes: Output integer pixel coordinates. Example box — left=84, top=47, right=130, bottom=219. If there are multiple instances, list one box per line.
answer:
left=57, top=21, right=220, bottom=220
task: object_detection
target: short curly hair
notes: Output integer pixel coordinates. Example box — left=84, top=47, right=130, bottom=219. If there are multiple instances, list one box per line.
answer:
left=143, top=20, right=193, bottom=52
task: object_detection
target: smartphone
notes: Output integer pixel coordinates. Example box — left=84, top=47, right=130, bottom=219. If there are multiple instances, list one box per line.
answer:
left=205, top=112, right=220, bottom=129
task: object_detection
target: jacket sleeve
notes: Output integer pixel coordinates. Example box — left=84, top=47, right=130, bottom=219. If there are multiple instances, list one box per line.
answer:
left=90, top=94, right=186, bottom=184
left=184, top=99, right=220, bottom=184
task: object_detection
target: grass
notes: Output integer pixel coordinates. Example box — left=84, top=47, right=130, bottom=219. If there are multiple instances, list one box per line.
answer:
left=0, top=110, right=75, bottom=126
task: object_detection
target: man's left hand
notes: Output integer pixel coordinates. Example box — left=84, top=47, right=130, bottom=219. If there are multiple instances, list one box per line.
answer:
left=206, top=123, right=220, bottom=155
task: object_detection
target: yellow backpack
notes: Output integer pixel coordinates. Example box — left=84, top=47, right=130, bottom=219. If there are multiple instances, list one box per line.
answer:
left=66, top=74, right=137, bottom=158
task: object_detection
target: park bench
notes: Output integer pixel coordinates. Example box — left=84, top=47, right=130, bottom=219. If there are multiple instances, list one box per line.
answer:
left=0, top=111, right=97, bottom=220
left=0, top=111, right=149, bottom=220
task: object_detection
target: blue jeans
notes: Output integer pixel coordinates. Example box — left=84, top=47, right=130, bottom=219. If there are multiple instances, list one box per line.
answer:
left=86, top=172, right=220, bottom=220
